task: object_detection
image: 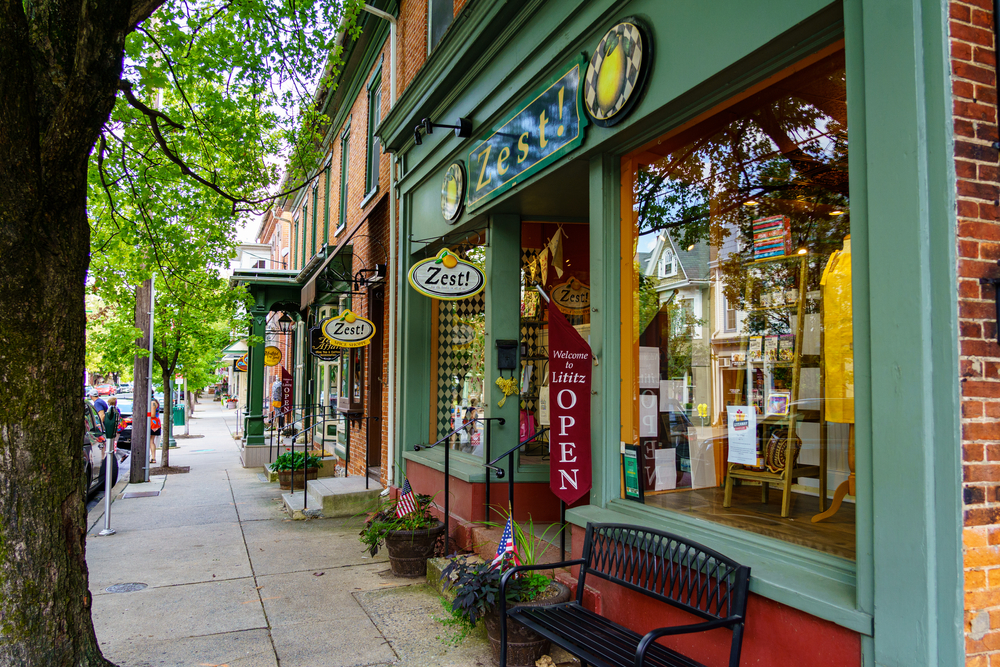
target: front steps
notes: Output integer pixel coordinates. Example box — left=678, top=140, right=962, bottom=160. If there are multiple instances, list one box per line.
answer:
left=282, top=475, right=383, bottom=519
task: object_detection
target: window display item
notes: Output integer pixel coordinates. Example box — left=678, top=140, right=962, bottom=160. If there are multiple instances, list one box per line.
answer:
left=748, top=336, right=762, bottom=362
left=766, top=391, right=790, bottom=416
left=763, top=428, right=802, bottom=474
left=752, top=215, right=791, bottom=260
left=822, top=236, right=854, bottom=424
left=764, top=336, right=778, bottom=362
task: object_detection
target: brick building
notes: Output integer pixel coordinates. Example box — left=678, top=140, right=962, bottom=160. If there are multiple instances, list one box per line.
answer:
left=228, top=0, right=1000, bottom=663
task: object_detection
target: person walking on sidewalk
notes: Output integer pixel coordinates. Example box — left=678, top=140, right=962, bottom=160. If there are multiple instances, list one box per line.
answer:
left=149, top=399, right=162, bottom=464
left=102, top=396, right=122, bottom=449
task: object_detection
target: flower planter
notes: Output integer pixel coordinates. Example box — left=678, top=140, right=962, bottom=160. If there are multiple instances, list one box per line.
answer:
left=484, top=581, right=572, bottom=667
left=383, top=520, right=446, bottom=577
left=277, top=467, right=318, bottom=490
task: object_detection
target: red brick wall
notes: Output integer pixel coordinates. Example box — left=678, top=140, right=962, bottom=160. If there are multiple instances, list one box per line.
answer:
left=951, top=1, right=1000, bottom=663
left=399, top=0, right=428, bottom=95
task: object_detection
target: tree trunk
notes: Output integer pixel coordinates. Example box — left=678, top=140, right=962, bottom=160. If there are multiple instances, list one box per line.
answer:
left=161, top=370, right=172, bottom=468
left=0, top=1, right=135, bottom=660
left=0, top=197, right=117, bottom=667
left=131, top=280, right=152, bottom=482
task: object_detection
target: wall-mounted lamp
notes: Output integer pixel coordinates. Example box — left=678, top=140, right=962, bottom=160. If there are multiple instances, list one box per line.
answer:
left=414, top=117, right=472, bottom=145
left=278, top=312, right=294, bottom=334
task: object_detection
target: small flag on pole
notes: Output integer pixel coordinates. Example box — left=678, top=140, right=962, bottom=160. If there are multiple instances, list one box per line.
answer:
left=396, top=478, right=416, bottom=517
left=490, top=515, right=521, bottom=569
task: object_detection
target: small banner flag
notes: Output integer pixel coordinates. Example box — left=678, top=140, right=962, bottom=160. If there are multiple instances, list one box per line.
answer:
left=396, top=479, right=417, bottom=517
left=547, top=296, right=593, bottom=504
left=490, top=515, right=521, bottom=569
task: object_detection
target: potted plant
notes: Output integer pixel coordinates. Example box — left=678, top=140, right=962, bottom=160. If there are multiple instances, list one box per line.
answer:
left=359, top=493, right=445, bottom=578
left=269, top=450, right=321, bottom=490
left=441, top=516, right=570, bottom=667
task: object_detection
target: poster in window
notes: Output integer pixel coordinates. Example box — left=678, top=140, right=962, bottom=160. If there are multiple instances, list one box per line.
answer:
left=638, top=346, right=659, bottom=388
left=726, top=405, right=757, bottom=465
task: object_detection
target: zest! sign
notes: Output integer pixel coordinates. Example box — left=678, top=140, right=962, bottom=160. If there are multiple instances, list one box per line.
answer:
left=466, top=56, right=587, bottom=211
left=321, top=310, right=376, bottom=348
left=550, top=278, right=590, bottom=315
left=408, top=249, right=486, bottom=300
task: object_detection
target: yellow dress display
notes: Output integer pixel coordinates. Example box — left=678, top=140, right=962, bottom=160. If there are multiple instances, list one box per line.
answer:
left=821, top=236, right=854, bottom=424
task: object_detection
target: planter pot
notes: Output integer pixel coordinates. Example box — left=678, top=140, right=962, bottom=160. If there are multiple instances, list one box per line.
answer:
left=276, top=467, right=318, bottom=490
left=484, top=581, right=572, bottom=667
left=383, top=521, right=446, bottom=578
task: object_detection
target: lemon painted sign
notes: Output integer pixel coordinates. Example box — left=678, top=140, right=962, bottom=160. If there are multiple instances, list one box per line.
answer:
left=408, top=249, right=486, bottom=300
left=583, top=20, right=650, bottom=127
left=466, top=56, right=588, bottom=211
left=321, top=310, right=376, bottom=348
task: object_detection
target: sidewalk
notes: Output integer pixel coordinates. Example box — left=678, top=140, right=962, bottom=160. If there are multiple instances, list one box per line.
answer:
left=85, top=400, right=492, bottom=667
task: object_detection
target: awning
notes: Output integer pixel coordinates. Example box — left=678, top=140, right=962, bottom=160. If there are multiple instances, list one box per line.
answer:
left=300, top=192, right=387, bottom=308
left=220, top=339, right=249, bottom=360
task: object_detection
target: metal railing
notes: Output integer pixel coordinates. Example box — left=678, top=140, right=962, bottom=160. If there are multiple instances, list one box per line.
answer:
left=414, top=416, right=505, bottom=556
left=485, top=426, right=569, bottom=561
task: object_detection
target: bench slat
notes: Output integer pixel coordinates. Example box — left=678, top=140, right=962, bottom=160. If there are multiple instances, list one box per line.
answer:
left=510, top=602, right=707, bottom=667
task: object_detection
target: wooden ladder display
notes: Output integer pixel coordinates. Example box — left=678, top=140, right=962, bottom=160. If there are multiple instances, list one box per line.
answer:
left=723, top=253, right=827, bottom=518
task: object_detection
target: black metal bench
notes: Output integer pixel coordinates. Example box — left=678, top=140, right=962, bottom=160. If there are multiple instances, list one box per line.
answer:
left=499, top=522, right=750, bottom=667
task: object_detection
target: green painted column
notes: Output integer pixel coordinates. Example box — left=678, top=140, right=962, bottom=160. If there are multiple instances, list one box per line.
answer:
left=485, top=214, right=521, bottom=481
left=246, top=306, right=267, bottom=447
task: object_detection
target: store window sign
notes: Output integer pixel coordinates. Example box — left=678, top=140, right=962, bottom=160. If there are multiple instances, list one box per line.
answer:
left=467, top=56, right=588, bottom=211
left=408, top=249, right=486, bottom=300
left=550, top=278, right=590, bottom=314
left=321, top=310, right=376, bottom=348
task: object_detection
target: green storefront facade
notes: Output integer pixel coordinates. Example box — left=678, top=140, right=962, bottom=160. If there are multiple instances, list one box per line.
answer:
left=380, top=1, right=962, bottom=664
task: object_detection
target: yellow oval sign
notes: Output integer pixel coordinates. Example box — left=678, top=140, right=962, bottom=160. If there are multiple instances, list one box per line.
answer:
left=264, top=345, right=282, bottom=367
left=408, top=249, right=486, bottom=300
left=551, top=278, right=590, bottom=314
left=235, top=354, right=248, bottom=372
left=321, top=310, right=376, bottom=348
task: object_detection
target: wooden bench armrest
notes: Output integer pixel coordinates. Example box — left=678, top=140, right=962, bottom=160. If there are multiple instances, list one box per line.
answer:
left=634, top=617, right=742, bottom=667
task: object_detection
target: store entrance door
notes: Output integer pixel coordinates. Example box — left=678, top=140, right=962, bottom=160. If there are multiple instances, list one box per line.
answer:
left=366, top=286, right=384, bottom=483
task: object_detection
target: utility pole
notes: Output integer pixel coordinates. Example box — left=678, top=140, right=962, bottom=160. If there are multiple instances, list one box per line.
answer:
left=131, top=278, right=153, bottom=483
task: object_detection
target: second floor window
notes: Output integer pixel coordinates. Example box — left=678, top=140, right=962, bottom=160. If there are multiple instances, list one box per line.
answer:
left=428, top=0, right=453, bottom=51
left=366, top=75, right=381, bottom=194
left=339, top=129, right=350, bottom=232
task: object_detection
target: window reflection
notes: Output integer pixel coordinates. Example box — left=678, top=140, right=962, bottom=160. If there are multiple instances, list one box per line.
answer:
left=624, top=50, right=855, bottom=560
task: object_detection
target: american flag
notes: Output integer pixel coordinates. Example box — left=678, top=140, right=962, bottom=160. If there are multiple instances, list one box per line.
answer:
left=490, top=516, right=521, bottom=569
left=396, top=478, right=416, bottom=517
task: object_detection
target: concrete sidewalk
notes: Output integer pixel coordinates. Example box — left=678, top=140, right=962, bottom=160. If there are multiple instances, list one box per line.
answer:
left=86, top=400, right=492, bottom=667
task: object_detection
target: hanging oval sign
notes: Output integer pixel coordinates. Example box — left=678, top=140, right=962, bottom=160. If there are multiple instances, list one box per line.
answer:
left=264, top=345, right=282, bottom=367
left=551, top=278, right=591, bottom=314
left=408, top=249, right=486, bottom=300
left=321, top=309, right=376, bottom=348
left=235, top=354, right=248, bottom=372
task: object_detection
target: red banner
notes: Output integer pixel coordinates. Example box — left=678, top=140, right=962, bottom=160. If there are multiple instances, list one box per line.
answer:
left=281, top=367, right=293, bottom=414
left=547, top=297, right=592, bottom=505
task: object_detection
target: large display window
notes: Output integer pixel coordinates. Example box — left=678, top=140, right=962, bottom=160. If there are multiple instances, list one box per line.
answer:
left=620, top=47, right=855, bottom=560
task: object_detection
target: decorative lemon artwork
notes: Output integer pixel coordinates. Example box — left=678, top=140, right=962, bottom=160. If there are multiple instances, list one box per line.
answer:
left=584, top=20, right=649, bottom=127
left=441, top=162, right=465, bottom=222
left=408, top=248, right=487, bottom=300
left=321, top=309, right=376, bottom=348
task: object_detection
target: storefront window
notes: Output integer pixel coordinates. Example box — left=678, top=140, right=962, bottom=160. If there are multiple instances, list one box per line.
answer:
left=622, top=49, right=854, bottom=560
left=520, top=221, right=591, bottom=466
left=430, top=245, right=486, bottom=457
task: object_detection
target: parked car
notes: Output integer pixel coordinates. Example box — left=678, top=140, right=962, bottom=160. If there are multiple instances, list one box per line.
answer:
left=115, top=398, right=163, bottom=450
left=95, top=384, right=115, bottom=396
left=83, top=400, right=118, bottom=498
left=118, top=382, right=133, bottom=394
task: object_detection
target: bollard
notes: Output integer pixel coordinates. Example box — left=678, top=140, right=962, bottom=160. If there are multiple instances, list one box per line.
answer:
left=98, top=441, right=116, bottom=536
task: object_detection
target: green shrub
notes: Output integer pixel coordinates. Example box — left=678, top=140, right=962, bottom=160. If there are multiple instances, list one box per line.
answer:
left=269, top=450, right=321, bottom=472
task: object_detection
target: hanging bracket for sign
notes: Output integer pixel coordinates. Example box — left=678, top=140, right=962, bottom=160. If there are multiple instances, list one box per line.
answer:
left=980, top=260, right=1000, bottom=344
